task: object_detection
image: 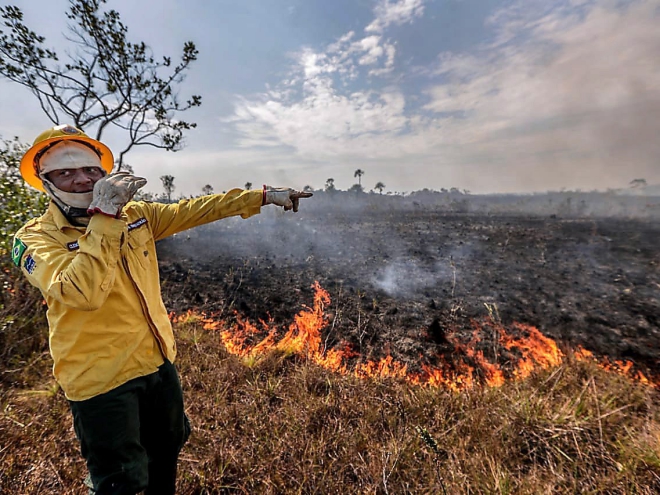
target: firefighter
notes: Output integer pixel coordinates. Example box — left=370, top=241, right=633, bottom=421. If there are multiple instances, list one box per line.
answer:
left=11, top=124, right=312, bottom=495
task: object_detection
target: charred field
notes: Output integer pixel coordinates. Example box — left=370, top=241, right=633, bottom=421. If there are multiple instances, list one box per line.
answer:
left=159, top=204, right=660, bottom=378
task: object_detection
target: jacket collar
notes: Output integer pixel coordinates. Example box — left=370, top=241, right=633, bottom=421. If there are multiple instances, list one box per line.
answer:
left=49, top=201, right=85, bottom=232
left=47, top=201, right=130, bottom=232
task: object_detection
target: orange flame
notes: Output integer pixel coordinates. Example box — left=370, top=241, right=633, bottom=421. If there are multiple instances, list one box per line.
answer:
left=170, top=282, right=658, bottom=391
left=355, top=355, right=409, bottom=380
left=574, top=346, right=653, bottom=384
left=500, top=323, right=563, bottom=380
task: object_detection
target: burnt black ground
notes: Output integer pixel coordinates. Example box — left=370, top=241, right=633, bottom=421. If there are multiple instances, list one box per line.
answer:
left=157, top=207, right=660, bottom=375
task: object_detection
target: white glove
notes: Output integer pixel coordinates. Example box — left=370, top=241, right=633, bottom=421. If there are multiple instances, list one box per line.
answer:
left=262, top=185, right=313, bottom=212
left=87, top=172, right=148, bottom=218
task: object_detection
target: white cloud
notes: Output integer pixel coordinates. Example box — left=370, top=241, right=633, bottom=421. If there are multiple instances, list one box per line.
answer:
left=366, top=0, right=426, bottom=33
left=283, top=1, right=418, bottom=86
left=232, top=82, right=408, bottom=159
left=221, top=1, right=418, bottom=166
left=223, top=0, right=426, bottom=163
left=225, top=0, right=660, bottom=193
left=356, top=36, right=384, bottom=65
left=425, top=1, right=660, bottom=159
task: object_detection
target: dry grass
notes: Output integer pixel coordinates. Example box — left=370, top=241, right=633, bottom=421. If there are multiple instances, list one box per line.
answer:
left=1, top=319, right=659, bottom=494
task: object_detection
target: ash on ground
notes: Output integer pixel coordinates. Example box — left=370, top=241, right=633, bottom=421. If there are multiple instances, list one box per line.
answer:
left=157, top=198, right=660, bottom=374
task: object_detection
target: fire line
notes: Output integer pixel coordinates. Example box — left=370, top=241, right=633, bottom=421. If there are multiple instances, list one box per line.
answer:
left=170, top=282, right=659, bottom=391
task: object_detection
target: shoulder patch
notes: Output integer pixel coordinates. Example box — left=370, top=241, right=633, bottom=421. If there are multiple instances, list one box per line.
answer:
left=128, top=217, right=148, bottom=232
left=11, top=238, right=27, bottom=267
left=24, top=254, right=37, bottom=274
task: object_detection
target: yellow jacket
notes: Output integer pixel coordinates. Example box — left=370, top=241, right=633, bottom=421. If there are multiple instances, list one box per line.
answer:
left=14, top=189, right=262, bottom=401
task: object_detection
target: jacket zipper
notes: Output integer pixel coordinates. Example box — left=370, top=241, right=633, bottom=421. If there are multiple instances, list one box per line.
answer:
left=121, top=256, right=168, bottom=359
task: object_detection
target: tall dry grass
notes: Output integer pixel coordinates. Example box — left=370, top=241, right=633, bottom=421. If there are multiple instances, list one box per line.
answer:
left=0, top=271, right=48, bottom=386
left=1, top=317, right=659, bottom=494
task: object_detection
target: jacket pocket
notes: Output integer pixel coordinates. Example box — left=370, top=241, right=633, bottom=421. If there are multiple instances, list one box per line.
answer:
left=125, top=227, right=153, bottom=271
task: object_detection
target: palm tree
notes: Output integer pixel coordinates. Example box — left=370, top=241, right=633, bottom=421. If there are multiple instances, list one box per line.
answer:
left=354, top=169, right=365, bottom=186
left=201, top=184, right=214, bottom=196
left=244, top=182, right=252, bottom=190
left=374, top=181, right=385, bottom=194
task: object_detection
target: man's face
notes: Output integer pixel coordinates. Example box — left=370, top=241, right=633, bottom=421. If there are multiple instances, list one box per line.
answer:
left=46, top=167, right=105, bottom=193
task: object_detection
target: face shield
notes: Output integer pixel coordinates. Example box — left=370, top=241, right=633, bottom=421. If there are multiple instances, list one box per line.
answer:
left=37, top=141, right=106, bottom=215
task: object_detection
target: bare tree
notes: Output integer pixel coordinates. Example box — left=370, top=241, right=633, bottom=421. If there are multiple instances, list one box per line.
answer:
left=201, top=184, right=213, bottom=196
left=0, top=1, right=202, bottom=170
left=374, top=181, right=385, bottom=194
left=160, top=175, right=175, bottom=202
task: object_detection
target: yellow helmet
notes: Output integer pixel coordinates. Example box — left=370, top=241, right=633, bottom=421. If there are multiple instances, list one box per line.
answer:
left=20, top=124, right=114, bottom=192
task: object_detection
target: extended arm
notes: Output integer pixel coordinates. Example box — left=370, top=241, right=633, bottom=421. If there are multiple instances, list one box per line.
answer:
left=139, top=188, right=263, bottom=241
left=141, top=186, right=314, bottom=241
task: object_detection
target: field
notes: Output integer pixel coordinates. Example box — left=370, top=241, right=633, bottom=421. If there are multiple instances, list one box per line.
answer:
left=159, top=203, right=660, bottom=375
left=2, top=199, right=660, bottom=493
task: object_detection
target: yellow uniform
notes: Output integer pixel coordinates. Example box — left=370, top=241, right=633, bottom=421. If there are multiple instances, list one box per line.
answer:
left=13, top=189, right=262, bottom=401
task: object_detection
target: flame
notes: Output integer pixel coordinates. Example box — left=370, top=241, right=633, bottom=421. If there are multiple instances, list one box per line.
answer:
left=170, top=282, right=658, bottom=391
left=355, top=355, right=409, bottom=380
left=574, top=346, right=653, bottom=384
left=500, top=323, right=563, bottom=380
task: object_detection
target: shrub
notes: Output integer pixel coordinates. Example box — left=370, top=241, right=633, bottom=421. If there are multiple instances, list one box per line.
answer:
left=0, top=137, right=49, bottom=379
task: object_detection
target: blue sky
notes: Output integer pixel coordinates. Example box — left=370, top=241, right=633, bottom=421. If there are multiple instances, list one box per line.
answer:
left=1, top=0, right=659, bottom=195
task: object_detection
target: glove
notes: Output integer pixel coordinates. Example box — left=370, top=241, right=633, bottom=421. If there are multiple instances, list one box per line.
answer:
left=87, top=172, right=148, bottom=218
left=262, top=185, right=313, bottom=212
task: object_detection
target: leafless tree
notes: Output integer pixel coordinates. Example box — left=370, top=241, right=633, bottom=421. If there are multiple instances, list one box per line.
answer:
left=160, top=175, right=175, bottom=202
left=0, top=0, right=201, bottom=170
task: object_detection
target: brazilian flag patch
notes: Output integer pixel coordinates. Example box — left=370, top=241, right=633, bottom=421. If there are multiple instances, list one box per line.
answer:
left=11, top=238, right=27, bottom=267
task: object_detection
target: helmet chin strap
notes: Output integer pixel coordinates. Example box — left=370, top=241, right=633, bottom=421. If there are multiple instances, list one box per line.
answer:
left=41, top=177, right=93, bottom=220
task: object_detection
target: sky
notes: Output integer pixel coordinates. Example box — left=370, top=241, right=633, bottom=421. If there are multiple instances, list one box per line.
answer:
left=1, top=0, right=659, bottom=196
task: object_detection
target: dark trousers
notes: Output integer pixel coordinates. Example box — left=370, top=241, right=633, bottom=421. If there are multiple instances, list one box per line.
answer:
left=69, top=360, right=191, bottom=495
